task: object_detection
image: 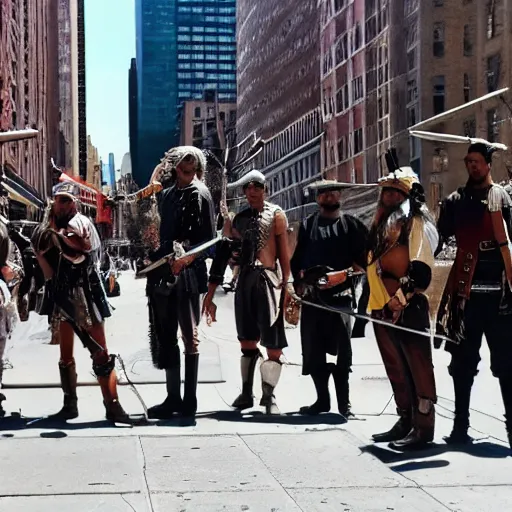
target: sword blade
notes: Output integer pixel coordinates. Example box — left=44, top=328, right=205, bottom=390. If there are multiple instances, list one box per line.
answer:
left=299, top=299, right=457, bottom=345
left=136, top=232, right=224, bottom=276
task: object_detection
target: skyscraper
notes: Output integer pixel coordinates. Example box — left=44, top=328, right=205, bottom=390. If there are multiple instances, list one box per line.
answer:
left=135, top=0, right=237, bottom=186
left=128, top=58, right=139, bottom=184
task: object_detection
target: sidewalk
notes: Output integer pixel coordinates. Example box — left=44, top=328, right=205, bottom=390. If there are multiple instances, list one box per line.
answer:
left=1, top=273, right=512, bottom=511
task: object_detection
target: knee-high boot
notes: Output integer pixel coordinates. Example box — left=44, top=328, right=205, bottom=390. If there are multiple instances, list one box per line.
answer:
left=299, top=364, right=331, bottom=415
left=232, top=350, right=262, bottom=410
left=0, top=364, right=5, bottom=418
left=260, top=360, right=282, bottom=415
left=499, top=376, right=512, bottom=450
left=331, top=363, right=352, bottom=417
left=52, top=361, right=79, bottom=420
left=182, top=354, right=199, bottom=418
left=444, top=374, right=474, bottom=444
left=148, top=365, right=183, bottom=419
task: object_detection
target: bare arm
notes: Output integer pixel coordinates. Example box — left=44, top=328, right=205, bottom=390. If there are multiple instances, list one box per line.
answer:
left=275, top=211, right=291, bottom=285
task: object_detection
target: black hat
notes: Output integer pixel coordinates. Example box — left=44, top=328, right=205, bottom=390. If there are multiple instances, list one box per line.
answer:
left=467, top=142, right=497, bottom=164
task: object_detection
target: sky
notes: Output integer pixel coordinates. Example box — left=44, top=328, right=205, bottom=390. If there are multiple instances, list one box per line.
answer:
left=85, top=0, right=135, bottom=170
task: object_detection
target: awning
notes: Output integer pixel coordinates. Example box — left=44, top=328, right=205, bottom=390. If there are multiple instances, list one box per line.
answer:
left=2, top=167, right=45, bottom=209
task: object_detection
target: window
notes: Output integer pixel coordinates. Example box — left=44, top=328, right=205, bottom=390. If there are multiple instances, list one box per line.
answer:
left=487, top=1, right=496, bottom=39
left=353, top=23, right=362, bottom=51
left=194, top=107, right=201, bottom=118
left=338, top=136, right=347, bottom=162
left=407, top=48, right=417, bottom=71
left=407, top=79, right=418, bottom=103
left=352, top=76, right=364, bottom=102
left=433, top=75, right=445, bottom=114
left=463, top=25, right=472, bottom=56
left=487, top=109, right=499, bottom=142
left=354, top=128, right=363, bottom=154
left=487, top=54, right=501, bottom=93
left=463, top=117, right=476, bottom=138
left=433, top=22, right=445, bottom=57
left=407, top=104, right=418, bottom=127
left=463, top=73, right=470, bottom=103
left=335, top=34, right=349, bottom=65
left=336, top=85, right=349, bottom=113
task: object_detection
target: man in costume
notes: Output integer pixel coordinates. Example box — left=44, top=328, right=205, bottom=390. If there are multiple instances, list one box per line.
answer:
left=437, top=142, right=512, bottom=448
left=202, top=170, right=291, bottom=414
left=32, top=182, right=133, bottom=423
left=366, top=152, right=438, bottom=449
left=145, top=146, right=216, bottom=420
left=289, top=180, right=368, bottom=417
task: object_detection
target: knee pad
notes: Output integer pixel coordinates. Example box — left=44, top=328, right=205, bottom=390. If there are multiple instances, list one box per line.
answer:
left=241, top=348, right=260, bottom=358
left=92, top=353, right=116, bottom=378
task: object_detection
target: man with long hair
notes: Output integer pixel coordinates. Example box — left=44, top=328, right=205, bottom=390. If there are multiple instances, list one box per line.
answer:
left=366, top=151, right=438, bottom=450
left=145, top=146, right=216, bottom=420
left=32, top=182, right=133, bottom=423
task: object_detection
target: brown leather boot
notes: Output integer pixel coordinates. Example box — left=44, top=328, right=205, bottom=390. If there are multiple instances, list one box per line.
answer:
left=98, top=370, right=141, bottom=424
left=390, top=401, right=435, bottom=450
left=372, top=409, right=411, bottom=443
left=52, top=361, right=79, bottom=420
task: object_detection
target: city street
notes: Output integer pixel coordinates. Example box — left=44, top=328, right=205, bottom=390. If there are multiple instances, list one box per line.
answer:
left=1, top=272, right=512, bottom=511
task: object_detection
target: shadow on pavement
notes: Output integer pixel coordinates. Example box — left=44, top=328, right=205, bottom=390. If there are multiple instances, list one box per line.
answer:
left=197, top=409, right=348, bottom=425
left=361, top=440, right=510, bottom=465
left=0, top=414, right=145, bottom=434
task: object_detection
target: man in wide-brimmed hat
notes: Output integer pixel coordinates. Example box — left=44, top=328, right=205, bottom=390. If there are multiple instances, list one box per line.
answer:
left=289, top=179, right=368, bottom=418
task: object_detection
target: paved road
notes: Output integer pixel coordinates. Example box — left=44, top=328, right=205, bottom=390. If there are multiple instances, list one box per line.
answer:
left=0, top=272, right=511, bottom=511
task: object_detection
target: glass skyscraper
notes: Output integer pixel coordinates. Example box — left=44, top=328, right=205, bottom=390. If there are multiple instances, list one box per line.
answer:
left=135, top=0, right=236, bottom=186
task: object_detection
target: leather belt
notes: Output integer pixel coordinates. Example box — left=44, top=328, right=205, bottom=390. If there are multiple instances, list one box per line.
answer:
left=479, top=240, right=498, bottom=251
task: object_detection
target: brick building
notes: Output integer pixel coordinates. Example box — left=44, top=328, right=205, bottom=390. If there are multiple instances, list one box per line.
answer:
left=0, top=0, right=62, bottom=200
left=414, top=0, right=512, bottom=212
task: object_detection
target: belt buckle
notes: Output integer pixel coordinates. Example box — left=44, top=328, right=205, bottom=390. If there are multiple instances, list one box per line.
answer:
left=479, top=241, right=495, bottom=252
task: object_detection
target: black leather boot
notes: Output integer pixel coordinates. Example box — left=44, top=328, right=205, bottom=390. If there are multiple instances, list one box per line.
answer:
left=182, top=354, right=199, bottom=418
left=299, top=364, right=331, bottom=415
left=148, top=366, right=183, bottom=419
left=499, top=376, right=512, bottom=451
left=52, top=361, right=79, bottom=420
left=232, top=350, right=262, bottom=410
left=390, top=400, right=435, bottom=451
left=372, top=409, right=412, bottom=443
left=331, top=363, right=352, bottom=417
left=0, top=392, right=5, bottom=418
left=444, top=375, right=473, bottom=445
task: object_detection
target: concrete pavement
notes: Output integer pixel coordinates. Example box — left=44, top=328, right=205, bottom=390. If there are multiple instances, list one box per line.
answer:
left=1, top=272, right=512, bottom=511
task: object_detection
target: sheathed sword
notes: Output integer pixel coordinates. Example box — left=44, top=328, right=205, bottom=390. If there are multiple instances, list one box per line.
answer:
left=136, top=231, right=224, bottom=277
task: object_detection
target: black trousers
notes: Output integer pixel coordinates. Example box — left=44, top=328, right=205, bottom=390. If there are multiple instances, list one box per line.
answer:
left=447, top=292, right=512, bottom=379
left=300, top=301, right=352, bottom=376
left=147, top=275, right=200, bottom=370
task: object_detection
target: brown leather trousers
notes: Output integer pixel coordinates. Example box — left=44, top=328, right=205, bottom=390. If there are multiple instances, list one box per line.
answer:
left=372, top=294, right=437, bottom=433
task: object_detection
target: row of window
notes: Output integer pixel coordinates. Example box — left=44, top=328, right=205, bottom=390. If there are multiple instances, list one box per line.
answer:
left=178, top=62, right=236, bottom=71
left=178, top=82, right=236, bottom=91
left=178, top=91, right=235, bottom=101
left=177, top=14, right=235, bottom=24
left=178, top=72, right=235, bottom=80
left=178, top=53, right=235, bottom=61
left=193, top=107, right=236, bottom=122
left=177, top=44, right=236, bottom=52
left=178, top=26, right=234, bottom=34
left=177, top=6, right=235, bottom=14
left=177, top=34, right=234, bottom=43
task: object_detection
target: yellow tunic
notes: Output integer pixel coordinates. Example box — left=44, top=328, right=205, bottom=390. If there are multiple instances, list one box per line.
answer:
left=367, top=216, right=435, bottom=312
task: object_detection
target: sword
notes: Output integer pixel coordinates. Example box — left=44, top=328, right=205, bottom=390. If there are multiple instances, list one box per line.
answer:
left=136, top=231, right=224, bottom=277
left=298, top=298, right=458, bottom=345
